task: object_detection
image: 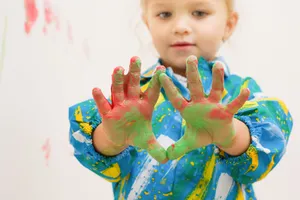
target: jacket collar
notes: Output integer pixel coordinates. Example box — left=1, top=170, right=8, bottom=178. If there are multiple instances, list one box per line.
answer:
left=141, top=56, right=230, bottom=79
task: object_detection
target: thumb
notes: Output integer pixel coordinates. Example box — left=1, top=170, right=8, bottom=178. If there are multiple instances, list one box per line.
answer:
left=166, top=137, right=193, bottom=160
left=145, top=135, right=168, bottom=163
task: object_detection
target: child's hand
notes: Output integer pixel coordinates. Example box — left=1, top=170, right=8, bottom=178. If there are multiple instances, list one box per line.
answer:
left=160, top=55, right=250, bottom=160
left=92, top=57, right=168, bottom=163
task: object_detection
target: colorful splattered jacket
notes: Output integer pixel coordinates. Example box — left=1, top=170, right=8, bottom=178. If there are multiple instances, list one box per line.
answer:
left=69, top=57, right=293, bottom=200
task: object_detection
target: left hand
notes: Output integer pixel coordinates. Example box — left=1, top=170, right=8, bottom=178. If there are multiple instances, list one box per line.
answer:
left=159, top=55, right=250, bottom=160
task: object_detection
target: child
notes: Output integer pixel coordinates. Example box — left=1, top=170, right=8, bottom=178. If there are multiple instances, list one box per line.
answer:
left=69, top=0, right=293, bottom=199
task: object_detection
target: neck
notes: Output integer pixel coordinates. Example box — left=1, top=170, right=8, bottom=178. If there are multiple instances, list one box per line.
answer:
left=160, top=60, right=187, bottom=77
left=159, top=56, right=217, bottom=77
left=171, top=67, right=186, bottom=77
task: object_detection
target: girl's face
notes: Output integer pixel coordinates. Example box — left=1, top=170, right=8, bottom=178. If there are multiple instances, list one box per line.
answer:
left=143, top=0, right=238, bottom=76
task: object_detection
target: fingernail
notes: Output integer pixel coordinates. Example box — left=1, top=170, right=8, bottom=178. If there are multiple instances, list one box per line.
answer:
left=213, top=61, right=223, bottom=68
left=243, top=88, right=250, bottom=95
left=93, top=88, right=100, bottom=94
left=186, top=55, right=198, bottom=65
left=130, top=56, right=141, bottom=68
left=155, top=65, right=166, bottom=73
left=114, top=67, right=124, bottom=76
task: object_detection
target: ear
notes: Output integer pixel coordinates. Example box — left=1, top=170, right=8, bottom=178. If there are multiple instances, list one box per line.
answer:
left=223, top=12, right=239, bottom=42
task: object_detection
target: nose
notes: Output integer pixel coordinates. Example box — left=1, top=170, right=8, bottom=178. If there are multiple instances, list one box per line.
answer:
left=172, top=17, right=192, bottom=36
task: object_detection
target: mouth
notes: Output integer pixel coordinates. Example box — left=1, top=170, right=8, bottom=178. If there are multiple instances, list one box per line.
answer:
left=170, top=42, right=196, bottom=49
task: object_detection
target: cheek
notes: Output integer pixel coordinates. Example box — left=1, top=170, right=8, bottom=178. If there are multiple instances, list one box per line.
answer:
left=196, top=17, right=226, bottom=40
left=197, top=34, right=221, bottom=51
left=196, top=24, right=224, bottom=49
left=151, top=31, right=167, bottom=50
left=199, top=24, right=224, bottom=41
left=149, top=22, right=168, bottom=40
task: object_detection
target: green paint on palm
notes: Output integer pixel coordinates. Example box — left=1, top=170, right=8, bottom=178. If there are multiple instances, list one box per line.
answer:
left=167, top=103, right=235, bottom=159
left=104, top=66, right=167, bottom=163
left=122, top=107, right=166, bottom=161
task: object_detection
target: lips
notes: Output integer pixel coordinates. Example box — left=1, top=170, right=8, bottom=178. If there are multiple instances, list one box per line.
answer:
left=171, top=42, right=195, bottom=47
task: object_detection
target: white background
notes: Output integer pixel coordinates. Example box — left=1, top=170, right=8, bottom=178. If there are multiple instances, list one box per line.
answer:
left=0, top=0, right=299, bottom=199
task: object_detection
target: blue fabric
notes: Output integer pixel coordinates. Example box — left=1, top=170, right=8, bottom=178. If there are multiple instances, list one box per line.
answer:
left=69, top=57, right=293, bottom=200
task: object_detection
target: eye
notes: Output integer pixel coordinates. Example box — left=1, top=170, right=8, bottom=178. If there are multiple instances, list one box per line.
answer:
left=158, top=12, right=172, bottom=19
left=192, top=10, right=207, bottom=17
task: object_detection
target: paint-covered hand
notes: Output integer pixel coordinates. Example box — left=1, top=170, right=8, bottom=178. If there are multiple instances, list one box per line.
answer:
left=92, top=57, right=168, bottom=163
left=160, top=55, right=250, bottom=160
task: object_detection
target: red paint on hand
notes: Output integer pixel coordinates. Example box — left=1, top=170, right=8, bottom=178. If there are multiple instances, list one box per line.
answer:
left=130, top=56, right=139, bottom=64
left=156, top=65, right=166, bottom=71
left=93, top=58, right=168, bottom=163
left=147, top=137, right=157, bottom=146
left=209, top=107, right=230, bottom=120
left=187, top=57, right=198, bottom=65
left=125, top=120, right=136, bottom=127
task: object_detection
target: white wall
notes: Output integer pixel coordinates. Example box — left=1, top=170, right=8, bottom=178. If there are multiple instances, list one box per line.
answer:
left=0, top=0, right=299, bottom=199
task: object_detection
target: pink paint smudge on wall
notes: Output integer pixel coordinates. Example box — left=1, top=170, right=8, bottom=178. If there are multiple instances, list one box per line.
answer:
left=22, top=0, right=91, bottom=58
left=82, top=39, right=90, bottom=59
left=42, top=138, right=51, bottom=166
left=43, top=0, right=60, bottom=34
left=24, top=0, right=38, bottom=34
left=24, top=0, right=61, bottom=35
left=67, top=21, right=73, bottom=43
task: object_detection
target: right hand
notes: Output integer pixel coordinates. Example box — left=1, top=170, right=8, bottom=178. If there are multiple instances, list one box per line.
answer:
left=92, top=56, right=168, bottom=163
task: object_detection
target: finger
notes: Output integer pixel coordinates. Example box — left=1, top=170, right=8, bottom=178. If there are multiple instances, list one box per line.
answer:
left=127, top=56, right=142, bottom=99
left=92, top=88, right=112, bottom=116
left=186, top=55, right=204, bottom=102
left=111, top=66, right=125, bottom=105
left=130, top=131, right=168, bottom=163
left=146, top=135, right=168, bottom=163
left=208, top=62, right=224, bottom=103
left=144, top=65, right=166, bottom=107
left=166, top=136, right=194, bottom=160
left=159, top=73, right=187, bottom=111
left=225, top=88, right=250, bottom=114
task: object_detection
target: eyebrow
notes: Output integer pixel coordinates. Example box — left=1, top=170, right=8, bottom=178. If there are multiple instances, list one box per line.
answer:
left=149, top=2, right=171, bottom=9
left=187, top=0, right=215, bottom=7
left=149, top=0, right=215, bottom=10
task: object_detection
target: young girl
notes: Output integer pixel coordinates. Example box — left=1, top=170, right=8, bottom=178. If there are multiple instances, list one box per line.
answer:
left=69, top=0, right=293, bottom=199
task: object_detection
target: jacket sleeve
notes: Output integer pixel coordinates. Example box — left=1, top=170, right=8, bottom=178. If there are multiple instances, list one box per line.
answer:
left=68, top=99, right=138, bottom=183
left=221, top=76, right=293, bottom=185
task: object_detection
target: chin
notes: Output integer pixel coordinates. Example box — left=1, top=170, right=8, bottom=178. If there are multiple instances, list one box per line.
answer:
left=175, top=56, right=191, bottom=66
left=161, top=54, right=193, bottom=68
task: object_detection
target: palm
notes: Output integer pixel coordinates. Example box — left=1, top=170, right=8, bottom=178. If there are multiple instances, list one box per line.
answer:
left=181, top=102, right=233, bottom=149
left=93, top=57, right=168, bottom=163
left=160, top=55, right=250, bottom=160
left=102, top=100, right=153, bottom=149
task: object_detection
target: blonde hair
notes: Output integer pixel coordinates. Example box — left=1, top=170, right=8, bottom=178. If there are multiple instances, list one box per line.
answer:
left=141, top=0, right=234, bottom=14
